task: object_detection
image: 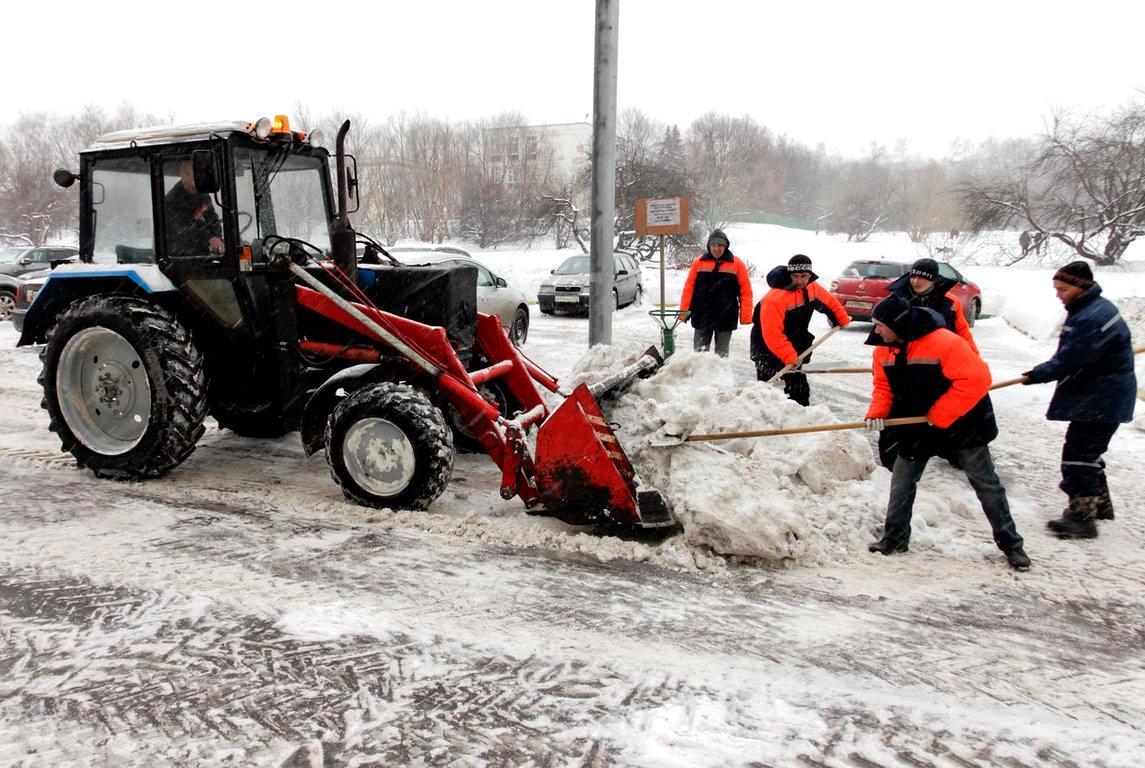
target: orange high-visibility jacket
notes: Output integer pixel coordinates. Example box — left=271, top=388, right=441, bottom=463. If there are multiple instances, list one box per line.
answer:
left=866, top=326, right=991, bottom=427
left=757, top=282, right=851, bottom=366
left=680, top=251, right=753, bottom=330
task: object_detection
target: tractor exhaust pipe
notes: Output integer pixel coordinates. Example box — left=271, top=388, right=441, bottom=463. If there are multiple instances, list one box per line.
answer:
left=331, top=119, right=357, bottom=283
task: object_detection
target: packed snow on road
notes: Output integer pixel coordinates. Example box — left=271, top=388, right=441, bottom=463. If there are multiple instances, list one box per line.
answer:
left=2, top=224, right=1144, bottom=767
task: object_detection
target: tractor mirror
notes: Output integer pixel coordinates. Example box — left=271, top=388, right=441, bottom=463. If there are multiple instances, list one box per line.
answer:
left=53, top=169, right=78, bottom=188
left=345, top=153, right=361, bottom=214
left=191, top=150, right=220, bottom=194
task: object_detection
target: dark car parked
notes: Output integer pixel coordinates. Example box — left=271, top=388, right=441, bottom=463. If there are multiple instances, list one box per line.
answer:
left=0, top=246, right=78, bottom=320
left=829, top=259, right=982, bottom=324
left=537, top=253, right=644, bottom=315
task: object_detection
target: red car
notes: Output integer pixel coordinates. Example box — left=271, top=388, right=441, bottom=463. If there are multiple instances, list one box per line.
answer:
left=830, top=259, right=982, bottom=325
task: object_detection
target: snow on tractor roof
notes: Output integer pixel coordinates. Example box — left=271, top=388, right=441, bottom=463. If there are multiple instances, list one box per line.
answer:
left=86, top=120, right=259, bottom=151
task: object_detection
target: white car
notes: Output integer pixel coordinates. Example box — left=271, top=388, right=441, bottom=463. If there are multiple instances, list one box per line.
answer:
left=387, top=246, right=532, bottom=346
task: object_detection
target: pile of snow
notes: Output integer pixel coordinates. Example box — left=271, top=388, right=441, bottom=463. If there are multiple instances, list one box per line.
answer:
left=574, top=347, right=885, bottom=564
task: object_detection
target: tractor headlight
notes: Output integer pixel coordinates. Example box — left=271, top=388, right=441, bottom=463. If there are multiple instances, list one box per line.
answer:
left=254, top=117, right=274, bottom=140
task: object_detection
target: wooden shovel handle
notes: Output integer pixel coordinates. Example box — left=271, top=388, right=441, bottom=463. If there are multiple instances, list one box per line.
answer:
left=683, top=415, right=929, bottom=442
left=804, top=367, right=872, bottom=374
left=768, top=325, right=842, bottom=383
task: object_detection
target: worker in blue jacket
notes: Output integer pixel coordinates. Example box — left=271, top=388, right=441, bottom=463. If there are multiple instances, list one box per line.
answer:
left=1022, top=261, right=1136, bottom=539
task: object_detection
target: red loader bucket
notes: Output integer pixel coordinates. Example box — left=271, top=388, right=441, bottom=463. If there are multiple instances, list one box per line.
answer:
left=534, top=383, right=673, bottom=527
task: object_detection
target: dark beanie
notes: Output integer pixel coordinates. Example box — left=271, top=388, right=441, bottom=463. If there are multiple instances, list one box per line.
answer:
left=872, top=294, right=913, bottom=338
left=787, top=254, right=813, bottom=272
left=1053, top=260, right=1094, bottom=288
left=910, top=258, right=939, bottom=281
left=707, top=229, right=730, bottom=250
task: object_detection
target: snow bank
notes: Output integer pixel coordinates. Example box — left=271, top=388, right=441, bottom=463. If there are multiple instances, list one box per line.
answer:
left=577, top=348, right=887, bottom=565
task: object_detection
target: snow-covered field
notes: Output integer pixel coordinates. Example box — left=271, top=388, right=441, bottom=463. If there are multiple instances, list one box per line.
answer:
left=2, top=224, right=1145, bottom=766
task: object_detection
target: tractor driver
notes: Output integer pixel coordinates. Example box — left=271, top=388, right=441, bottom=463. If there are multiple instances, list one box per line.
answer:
left=165, top=159, right=224, bottom=258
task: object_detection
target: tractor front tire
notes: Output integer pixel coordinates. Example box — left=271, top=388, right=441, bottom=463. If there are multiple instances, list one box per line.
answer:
left=325, top=383, right=453, bottom=510
left=40, top=296, right=208, bottom=479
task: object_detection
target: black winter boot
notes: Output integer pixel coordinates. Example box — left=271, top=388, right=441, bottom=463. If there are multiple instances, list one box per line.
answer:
left=1095, top=486, right=1115, bottom=520
left=1047, top=496, right=1099, bottom=539
left=1004, top=547, right=1031, bottom=571
left=867, top=537, right=909, bottom=555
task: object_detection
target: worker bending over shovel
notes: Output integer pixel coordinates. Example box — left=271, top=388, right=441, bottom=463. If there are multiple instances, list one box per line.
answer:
left=864, top=294, right=1031, bottom=571
left=751, top=254, right=851, bottom=405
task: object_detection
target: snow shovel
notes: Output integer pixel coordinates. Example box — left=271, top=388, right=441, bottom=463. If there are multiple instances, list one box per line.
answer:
left=767, top=325, right=842, bottom=383
left=651, top=415, right=929, bottom=447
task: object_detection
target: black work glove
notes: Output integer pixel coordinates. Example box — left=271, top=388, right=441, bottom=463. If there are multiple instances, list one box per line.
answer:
left=1021, top=368, right=1044, bottom=385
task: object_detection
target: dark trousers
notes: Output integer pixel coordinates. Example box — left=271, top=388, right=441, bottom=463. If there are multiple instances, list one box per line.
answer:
left=1061, top=421, right=1120, bottom=498
left=693, top=327, right=732, bottom=357
left=754, top=360, right=810, bottom=406
left=880, top=445, right=1024, bottom=553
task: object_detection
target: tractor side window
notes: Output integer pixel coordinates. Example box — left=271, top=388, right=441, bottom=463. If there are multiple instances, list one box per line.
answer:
left=163, top=157, right=224, bottom=259
left=91, top=156, right=155, bottom=264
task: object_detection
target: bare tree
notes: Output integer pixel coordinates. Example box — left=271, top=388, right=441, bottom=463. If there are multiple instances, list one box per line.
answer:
left=822, top=145, right=897, bottom=241
left=685, top=113, right=772, bottom=234
left=0, top=104, right=164, bottom=246
left=959, top=99, right=1145, bottom=265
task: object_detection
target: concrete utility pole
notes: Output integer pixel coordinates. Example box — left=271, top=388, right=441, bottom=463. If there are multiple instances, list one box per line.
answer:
left=589, top=0, right=619, bottom=346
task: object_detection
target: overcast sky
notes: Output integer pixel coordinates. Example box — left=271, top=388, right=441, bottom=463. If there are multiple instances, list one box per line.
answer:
left=7, top=0, right=1143, bottom=158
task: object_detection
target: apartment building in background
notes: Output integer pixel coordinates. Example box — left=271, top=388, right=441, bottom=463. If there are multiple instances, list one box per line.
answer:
left=485, top=122, right=591, bottom=186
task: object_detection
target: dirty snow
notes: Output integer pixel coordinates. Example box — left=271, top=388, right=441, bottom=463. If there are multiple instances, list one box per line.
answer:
left=3, top=223, right=1145, bottom=767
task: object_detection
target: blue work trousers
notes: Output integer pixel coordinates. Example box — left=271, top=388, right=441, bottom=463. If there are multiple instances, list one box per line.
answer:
left=880, top=445, right=1024, bottom=553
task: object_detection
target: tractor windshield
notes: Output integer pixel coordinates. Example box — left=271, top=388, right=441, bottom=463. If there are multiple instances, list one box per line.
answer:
left=233, top=147, right=331, bottom=255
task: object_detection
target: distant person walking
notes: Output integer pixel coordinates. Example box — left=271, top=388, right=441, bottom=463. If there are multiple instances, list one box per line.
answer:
left=751, top=254, right=850, bottom=405
left=883, top=257, right=979, bottom=354
left=679, top=229, right=753, bottom=357
left=863, top=294, right=1030, bottom=571
left=1019, top=231, right=1032, bottom=257
left=1022, top=261, right=1135, bottom=539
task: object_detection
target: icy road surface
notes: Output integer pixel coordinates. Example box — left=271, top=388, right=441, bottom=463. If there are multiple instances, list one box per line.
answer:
left=1, top=307, right=1144, bottom=767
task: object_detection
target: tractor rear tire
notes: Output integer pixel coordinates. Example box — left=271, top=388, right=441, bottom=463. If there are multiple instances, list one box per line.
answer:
left=39, top=296, right=208, bottom=479
left=325, top=383, right=453, bottom=510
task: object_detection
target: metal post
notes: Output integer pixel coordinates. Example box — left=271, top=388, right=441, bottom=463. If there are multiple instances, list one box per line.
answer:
left=658, top=234, right=675, bottom=356
left=589, top=0, right=619, bottom=347
left=659, top=234, right=665, bottom=311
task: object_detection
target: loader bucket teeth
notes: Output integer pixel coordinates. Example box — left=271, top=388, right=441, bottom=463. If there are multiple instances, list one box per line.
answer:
left=534, top=383, right=672, bottom=527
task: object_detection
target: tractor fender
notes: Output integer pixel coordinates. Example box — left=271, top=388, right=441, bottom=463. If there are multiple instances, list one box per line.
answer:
left=300, top=363, right=389, bottom=456
left=18, top=265, right=178, bottom=346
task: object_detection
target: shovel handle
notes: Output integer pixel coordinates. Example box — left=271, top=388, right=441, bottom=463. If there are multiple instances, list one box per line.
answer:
left=683, top=415, right=929, bottom=442
left=804, top=367, right=872, bottom=374
left=768, top=325, right=842, bottom=383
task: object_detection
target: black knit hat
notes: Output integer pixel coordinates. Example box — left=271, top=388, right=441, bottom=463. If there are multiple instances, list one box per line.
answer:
left=787, top=254, right=813, bottom=273
left=871, top=294, right=913, bottom=338
left=1053, top=260, right=1094, bottom=288
left=909, top=258, right=939, bottom=281
left=706, top=229, right=730, bottom=250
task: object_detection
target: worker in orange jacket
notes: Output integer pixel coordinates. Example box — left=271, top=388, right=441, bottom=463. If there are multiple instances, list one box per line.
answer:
left=679, top=229, right=753, bottom=357
left=885, top=257, right=979, bottom=354
left=863, top=293, right=1030, bottom=571
left=751, top=254, right=851, bottom=405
